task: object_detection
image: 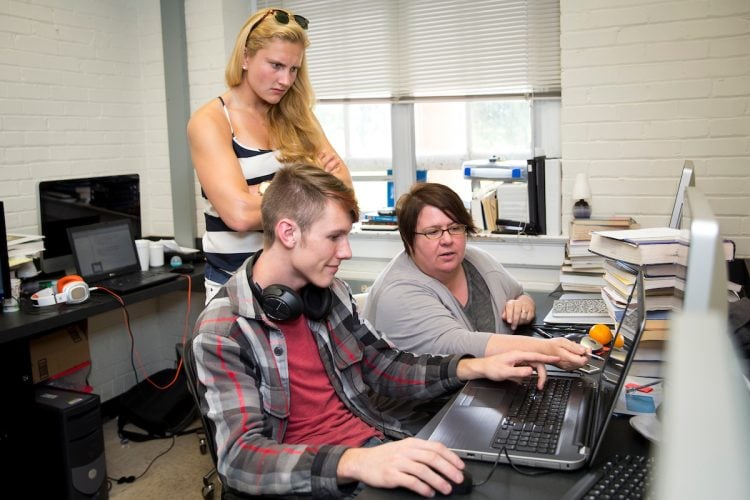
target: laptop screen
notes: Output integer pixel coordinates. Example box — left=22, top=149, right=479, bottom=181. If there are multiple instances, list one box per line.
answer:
left=587, top=263, right=646, bottom=463
left=67, top=220, right=140, bottom=281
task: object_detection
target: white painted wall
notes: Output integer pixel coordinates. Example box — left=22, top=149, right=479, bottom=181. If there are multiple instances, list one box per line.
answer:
left=560, top=0, right=750, bottom=256
left=0, top=0, right=171, bottom=236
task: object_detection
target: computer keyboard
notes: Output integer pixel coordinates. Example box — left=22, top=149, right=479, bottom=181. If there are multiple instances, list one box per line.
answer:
left=491, top=377, right=571, bottom=454
left=95, top=269, right=178, bottom=293
left=562, top=454, right=655, bottom=500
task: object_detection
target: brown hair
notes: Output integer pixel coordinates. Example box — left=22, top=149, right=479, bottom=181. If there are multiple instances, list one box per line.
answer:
left=261, top=164, right=359, bottom=246
left=396, top=183, right=477, bottom=256
left=225, top=9, right=324, bottom=166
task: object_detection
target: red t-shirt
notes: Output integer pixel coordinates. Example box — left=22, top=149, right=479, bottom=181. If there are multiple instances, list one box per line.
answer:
left=280, top=315, right=382, bottom=446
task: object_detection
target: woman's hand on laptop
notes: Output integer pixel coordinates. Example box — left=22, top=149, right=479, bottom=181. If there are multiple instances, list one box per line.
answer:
left=543, top=337, right=591, bottom=371
left=456, top=351, right=559, bottom=390
left=337, top=437, right=465, bottom=497
left=485, top=334, right=590, bottom=371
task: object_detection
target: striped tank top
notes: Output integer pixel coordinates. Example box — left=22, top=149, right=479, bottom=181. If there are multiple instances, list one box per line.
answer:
left=201, top=96, right=283, bottom=280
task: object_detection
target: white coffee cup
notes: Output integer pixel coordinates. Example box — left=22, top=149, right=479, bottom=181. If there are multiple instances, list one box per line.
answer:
left=149, top=242, right=164, bottom=267
left=134, top=239, right=150, bottom=271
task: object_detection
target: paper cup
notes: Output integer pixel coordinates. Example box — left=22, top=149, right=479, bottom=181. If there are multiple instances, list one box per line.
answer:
left=134, top=239, right=150, bottom=271
left=149, top=242, right=164, bottom=267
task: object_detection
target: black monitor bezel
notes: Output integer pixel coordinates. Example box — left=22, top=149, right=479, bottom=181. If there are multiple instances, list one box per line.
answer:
left=0, top=201, right=14, bottom=309
left=37, top=174, right=141, bottom=275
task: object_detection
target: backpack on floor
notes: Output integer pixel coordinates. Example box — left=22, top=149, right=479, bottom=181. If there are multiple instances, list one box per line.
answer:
left=117, top=367, right=200, bottom=442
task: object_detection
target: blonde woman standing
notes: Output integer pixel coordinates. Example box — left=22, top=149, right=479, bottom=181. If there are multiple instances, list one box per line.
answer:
left=188, top=8, right=351, bottom=303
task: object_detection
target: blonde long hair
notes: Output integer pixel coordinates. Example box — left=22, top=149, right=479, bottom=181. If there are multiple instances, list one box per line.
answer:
left=225, top=9, right=324, bottom=165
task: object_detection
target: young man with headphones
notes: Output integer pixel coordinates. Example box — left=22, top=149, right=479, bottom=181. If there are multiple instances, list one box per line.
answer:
left=190, top=164, right=559, bottom=498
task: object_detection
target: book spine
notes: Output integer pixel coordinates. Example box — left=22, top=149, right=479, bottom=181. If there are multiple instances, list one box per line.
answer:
left=365, top=215, right=398, bottom=223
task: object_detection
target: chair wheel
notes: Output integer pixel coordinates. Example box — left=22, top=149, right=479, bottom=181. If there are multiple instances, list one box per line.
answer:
left=202, top=483, right=215, bottom=499
left=199, top=438, right=207, bottom=455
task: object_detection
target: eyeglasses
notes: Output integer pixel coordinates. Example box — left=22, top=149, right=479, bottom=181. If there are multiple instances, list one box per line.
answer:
left=415, top=224, right=468, bottom=240
left=248, top=9, right=309, bottom=38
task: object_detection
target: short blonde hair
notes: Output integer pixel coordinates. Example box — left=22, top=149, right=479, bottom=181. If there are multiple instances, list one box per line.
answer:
left=261, top=164, right=359, bottom=246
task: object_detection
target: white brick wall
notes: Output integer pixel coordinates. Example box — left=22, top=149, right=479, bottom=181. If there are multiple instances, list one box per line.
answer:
left=0, top=0, right=170, bottom=236
left=561, top=0, right=750, bottom=257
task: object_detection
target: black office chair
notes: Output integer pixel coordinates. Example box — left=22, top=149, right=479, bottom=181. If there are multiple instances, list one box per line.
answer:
left=182, top=337, right=258, bottom=500
left=182, top=337, right=220, bottom=499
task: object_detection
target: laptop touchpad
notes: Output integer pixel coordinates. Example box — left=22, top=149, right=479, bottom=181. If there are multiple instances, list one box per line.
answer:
left=456, top=386, right=506, bottom=408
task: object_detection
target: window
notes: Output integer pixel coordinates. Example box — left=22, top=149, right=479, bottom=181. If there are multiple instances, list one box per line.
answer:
left=415, top=99, right=533, bottom=201
left=281, top=0, right=561, bottom=214
left=316, top=98, right=537, bottom=212
left=315, top=103, right=392, bottom=212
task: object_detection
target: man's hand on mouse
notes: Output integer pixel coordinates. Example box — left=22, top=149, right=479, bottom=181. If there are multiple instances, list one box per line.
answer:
left=336, top=437, right=466, bottom=496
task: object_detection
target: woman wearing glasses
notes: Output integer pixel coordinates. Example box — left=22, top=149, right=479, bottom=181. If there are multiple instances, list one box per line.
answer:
left=188, top=8, right=351, bottom=303
left=364, top=183, right=588, bottom=369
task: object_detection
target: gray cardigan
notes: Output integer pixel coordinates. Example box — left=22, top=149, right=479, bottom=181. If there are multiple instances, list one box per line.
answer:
left=363, top=246, right=524, bottom=357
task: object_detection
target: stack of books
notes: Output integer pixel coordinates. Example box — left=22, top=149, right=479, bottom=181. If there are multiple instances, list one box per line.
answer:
left=569, top=216, right=638, bottom=242
left=588, top=226, right=734, bottom=266
left=7, top=232, right=45, bottom=268
left=359, top=212, right=398, bottom=231
left=589, top=226, right=736, bottom=341
left=559, top=216, right=638, bottom=293
left=601, top=259, right=682, bottom=342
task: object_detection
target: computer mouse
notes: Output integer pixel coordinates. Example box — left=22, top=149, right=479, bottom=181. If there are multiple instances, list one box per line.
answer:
left=441, top=469, right=473, bottom=496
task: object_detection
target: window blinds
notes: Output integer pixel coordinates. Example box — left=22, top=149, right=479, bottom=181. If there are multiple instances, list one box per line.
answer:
left=272, top=0, right=560, bottom=100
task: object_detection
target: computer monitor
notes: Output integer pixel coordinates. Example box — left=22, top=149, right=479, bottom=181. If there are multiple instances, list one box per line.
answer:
left=668, top=160, right=695, bottom=229
left=38, top=175, right=141, bottom=275
left=653, top=186, right=750, bottom=499
left=0, top=201, right=12, bottom=309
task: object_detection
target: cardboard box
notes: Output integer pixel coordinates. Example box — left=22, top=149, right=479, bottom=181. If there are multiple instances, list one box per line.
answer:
left=29, top=321, right=90, bottom=383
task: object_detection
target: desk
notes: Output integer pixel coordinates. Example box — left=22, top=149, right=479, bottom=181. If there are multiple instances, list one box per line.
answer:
left=360, top=416, right=649, bottom=499
left=360, top=289, right=652, bottom=499
left=0, top=263, right=204, bottom=345
left=0, top=263, right=205, bottom=471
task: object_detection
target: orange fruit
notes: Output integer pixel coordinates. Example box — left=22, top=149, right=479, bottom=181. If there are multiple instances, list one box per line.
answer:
left=614, top=333, right=625, bottom=349
left=588, top=323, right=613, bottom=346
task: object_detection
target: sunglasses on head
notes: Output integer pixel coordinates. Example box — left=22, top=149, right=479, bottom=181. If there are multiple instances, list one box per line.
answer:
left=248, top=9, right=309, bottom=37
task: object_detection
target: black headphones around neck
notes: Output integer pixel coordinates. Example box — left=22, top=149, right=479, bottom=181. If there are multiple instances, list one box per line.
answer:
left=245, top=251, right=333, bottom=322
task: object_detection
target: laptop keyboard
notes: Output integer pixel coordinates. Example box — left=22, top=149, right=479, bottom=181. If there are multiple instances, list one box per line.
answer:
left=491, top=377, right=572, bottom=454
left=563, top=454, right=655, bottom=500
left=96, top=269, right=175, bottom=291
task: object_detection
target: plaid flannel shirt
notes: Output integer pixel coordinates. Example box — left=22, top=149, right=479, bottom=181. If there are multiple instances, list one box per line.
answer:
left=191, top=258, right=466, bottom=498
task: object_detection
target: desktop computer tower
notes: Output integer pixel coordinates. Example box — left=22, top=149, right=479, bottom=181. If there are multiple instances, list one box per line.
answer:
left=32, top=387, right=108, bottom=499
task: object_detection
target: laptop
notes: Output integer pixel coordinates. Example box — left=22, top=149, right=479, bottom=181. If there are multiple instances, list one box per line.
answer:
left=422, top=267, right=646, bottom=471
left=67, top=220, right=178, bottom=294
